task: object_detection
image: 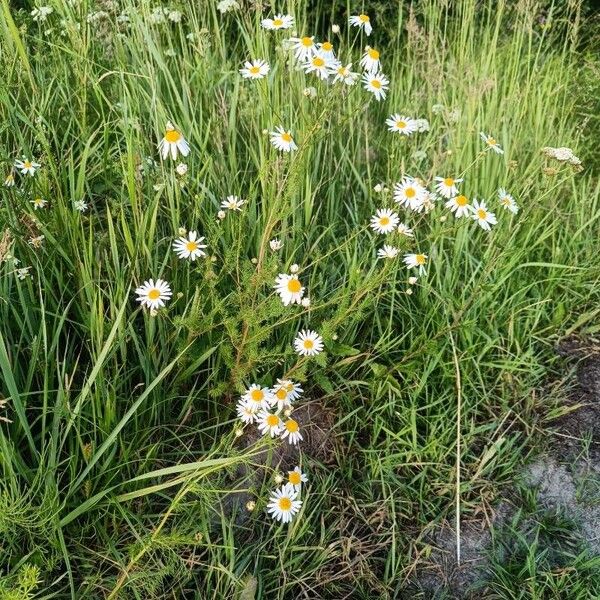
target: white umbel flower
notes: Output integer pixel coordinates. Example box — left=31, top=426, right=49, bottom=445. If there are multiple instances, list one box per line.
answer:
left=158, top=122, right=190, bottom=160
left=135, top=279, right=172, bottom=309
left=267, top=484, right=302, bottom=523
left=172, top=230, right=207, bottom=260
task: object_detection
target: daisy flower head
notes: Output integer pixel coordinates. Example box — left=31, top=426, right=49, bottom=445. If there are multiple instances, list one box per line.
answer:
left=471, top=199, right=497, bottom=231
left=349, top=14, right=372, bottom=36
left=73, top=199, right=88, bottom=212
left=267, top=484, right=302, bottom=523
left=274, top=273, right=305, bottom=306
left=445, top=194, right=471, bottom=218
left=434, top=176, right=463, bottom=199
left=221, top=195, right=245, bottom=211
left=397, top=223, right=414, bottom=238
left=269, top=238, right=283, bottom=251
left=360, top=46, right=381, bottom=73
left=362, top=71, right=389, bottom=101
left=261, top=13, right=294, bottom=30
left=281, top=418, right=303, bottom=445
left=30, top=197, right=47, bottom=210
left=288, top=36, right=318, bottom=62
left=158, top=122, right=190, bottom=160
left=377, top=245, right=399, bottom=260
left=240, top=59, right=270, bottom=79
left=270, top=379, right=303, bottom=411
left=257, top=410, right=283, bottom=438
left=288, top=466, right=308, bottom=491
left=370, top=208, right=399, bottom=234
left=403, top=253, right=428, bottom=275
left=317, top=40, right=336, bottom=61
left=385, top=115, right=418, bottom=135
left=498, top=188, right=519, bottom=214
left=237, top=400, right=259, bottom=424
left=303, top=54, right=331, bottom=80
left=173, top=230, right=207, bottom=261
left=243, top=384, right=273, bottom=411
left=332, top=63, right=359, bottom=86
left=4, top=173, right=15, bottom=187
left=393, top=177, right=427, bottom=211
left=15, top=158, right=41, bottom=177
left=269, top=127, right=297, bottom=152
left=135, top=279, right=172, bottom=310
left=294, top=329, right=323, bottom=357
left=480, top=132, right=504, bottom=154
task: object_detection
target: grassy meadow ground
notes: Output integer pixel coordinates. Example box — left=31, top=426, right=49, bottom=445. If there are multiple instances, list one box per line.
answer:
left=1, top=0, right=600, bottom=598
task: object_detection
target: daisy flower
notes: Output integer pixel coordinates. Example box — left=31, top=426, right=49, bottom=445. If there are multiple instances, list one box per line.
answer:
left=435, top=176, right=463, bottom=199
left=172, top=230, right=207, bottom=261
left=158, top=122, right=190, bottom=160
left=362, top=72, right=389, bottom=101
left=73, top=199, right=88, bottom=212
left=267, top=484, right=302, bottom=523
left=239, top=59, right=270, bottom=80
left=270, top=379, right=303, bottom=411
left=317, top=41, right=336, bottom=62
left=349, top=14, right=372, bottom=36
left=257, top=410, right=283, bottom=438
left=269, top=127, right=297, bottom=152
left=445, top=194, right=471, bottom=218
left=377, top=245, right=399, bottom=260
left=480, top=132, right=504, bottom=154
left=303, top=54, right=331, bottom=80
left=243, top=384, right=273, bottom=411
left=360, top=47, right=380, bottom=73
left=4, top=173, right=15, bottom=187
left=370, top=208, right=399, bottom=234
left=237, top=400, right=258, bottom=425
left=221, top=195, right=245, bottom=211
left=397, top=223, right=414, bottom=237
left=288, top=467, right=308, bottom=491
left=332, top=63, right=359, bottom=85
left=261, top=14, right=294, bottom=30
left=30, top=197, right=47, bottom=210
left=471, top=200, right=497, bottom=231
left=274, top=273, right=305, bottom=306
left=294, top=329, right=323, bottom=357
left=135, top=279, right=172, bottom=309
left=393, top=177, right=427, bottom=211
left=281, top=418, right=303, bottom=445
left=15, top=158, right=41, bottom=177
left=403, top=253, right=428, bottom=275
left=498, top=188, right=519, bottom=214
left=288, top=36, right=318, bottom=62
left=385, top=115, right=418, bottom=135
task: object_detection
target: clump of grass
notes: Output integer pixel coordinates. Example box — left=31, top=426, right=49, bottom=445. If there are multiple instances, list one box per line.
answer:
left=0, top=0, right=599, bottom=597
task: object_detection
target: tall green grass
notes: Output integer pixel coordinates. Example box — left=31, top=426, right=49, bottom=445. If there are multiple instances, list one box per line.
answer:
left=0, top=0, right=598, bottom=597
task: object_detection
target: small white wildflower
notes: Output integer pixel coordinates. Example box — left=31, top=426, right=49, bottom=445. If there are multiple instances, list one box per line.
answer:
left=270, top=239, right=283, bottom=251
left=175, top=163, right=188, bottom=176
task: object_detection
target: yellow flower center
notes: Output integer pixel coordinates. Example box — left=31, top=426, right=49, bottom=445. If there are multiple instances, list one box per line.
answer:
left=249, top=65, right=260, bottom=74
left=359, top=14, right=370, bottom=22
left=380, top=216, right=390, bottom=226
left=405, top=187, right=416, bottom=198
left=371, top=79, right=382, bottom=89
left=281, top=132, right=292, bottom=143
left=301, top=37, right=313, bottom=47
left=313, top=57, right=325, bottom=67
left=278, top=497, right=292, bottom=511
left=502, top=197, right=510, bottom=205
left=444, top=178, right=454, bottom=186
left=487, top=137, right=496, bottom=146
left=273, top=18, right=283, bottom=27
left=286, top=419, right=299, bottom=433
left=477, top=209, right=487, bottom=219
left=186, top=241, right=198, bottom=252
left=250, top=389, right=264, bottom=402
left=321, top=41, right=333, bottom=51
left=24, top=161, right=32, bottom=168
left=396, top=120, right=406, bottom=129
left=276, top=388, right=287, bottom=400
left=287, top=279, right=302, bottom=293
left=368, top=48, right=379, bottom=60
left=338, top=66, right=347, bottom=75
left=148, top=289, right=161, bottom=300
left=303, top=339, right=314, bottom=349
left=288, top=471, right=301, bottom=485
left=416, top=254, right=426, bottom=265
left=165, top=130, right=181, bottom=143
left=456, top=195, right=468, bottom=206
left=266, top=414, right=280, bottom=427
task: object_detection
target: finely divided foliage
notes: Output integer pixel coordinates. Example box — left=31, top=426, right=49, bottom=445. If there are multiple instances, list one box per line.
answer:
left=0, top=0, right=598, bottom=597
